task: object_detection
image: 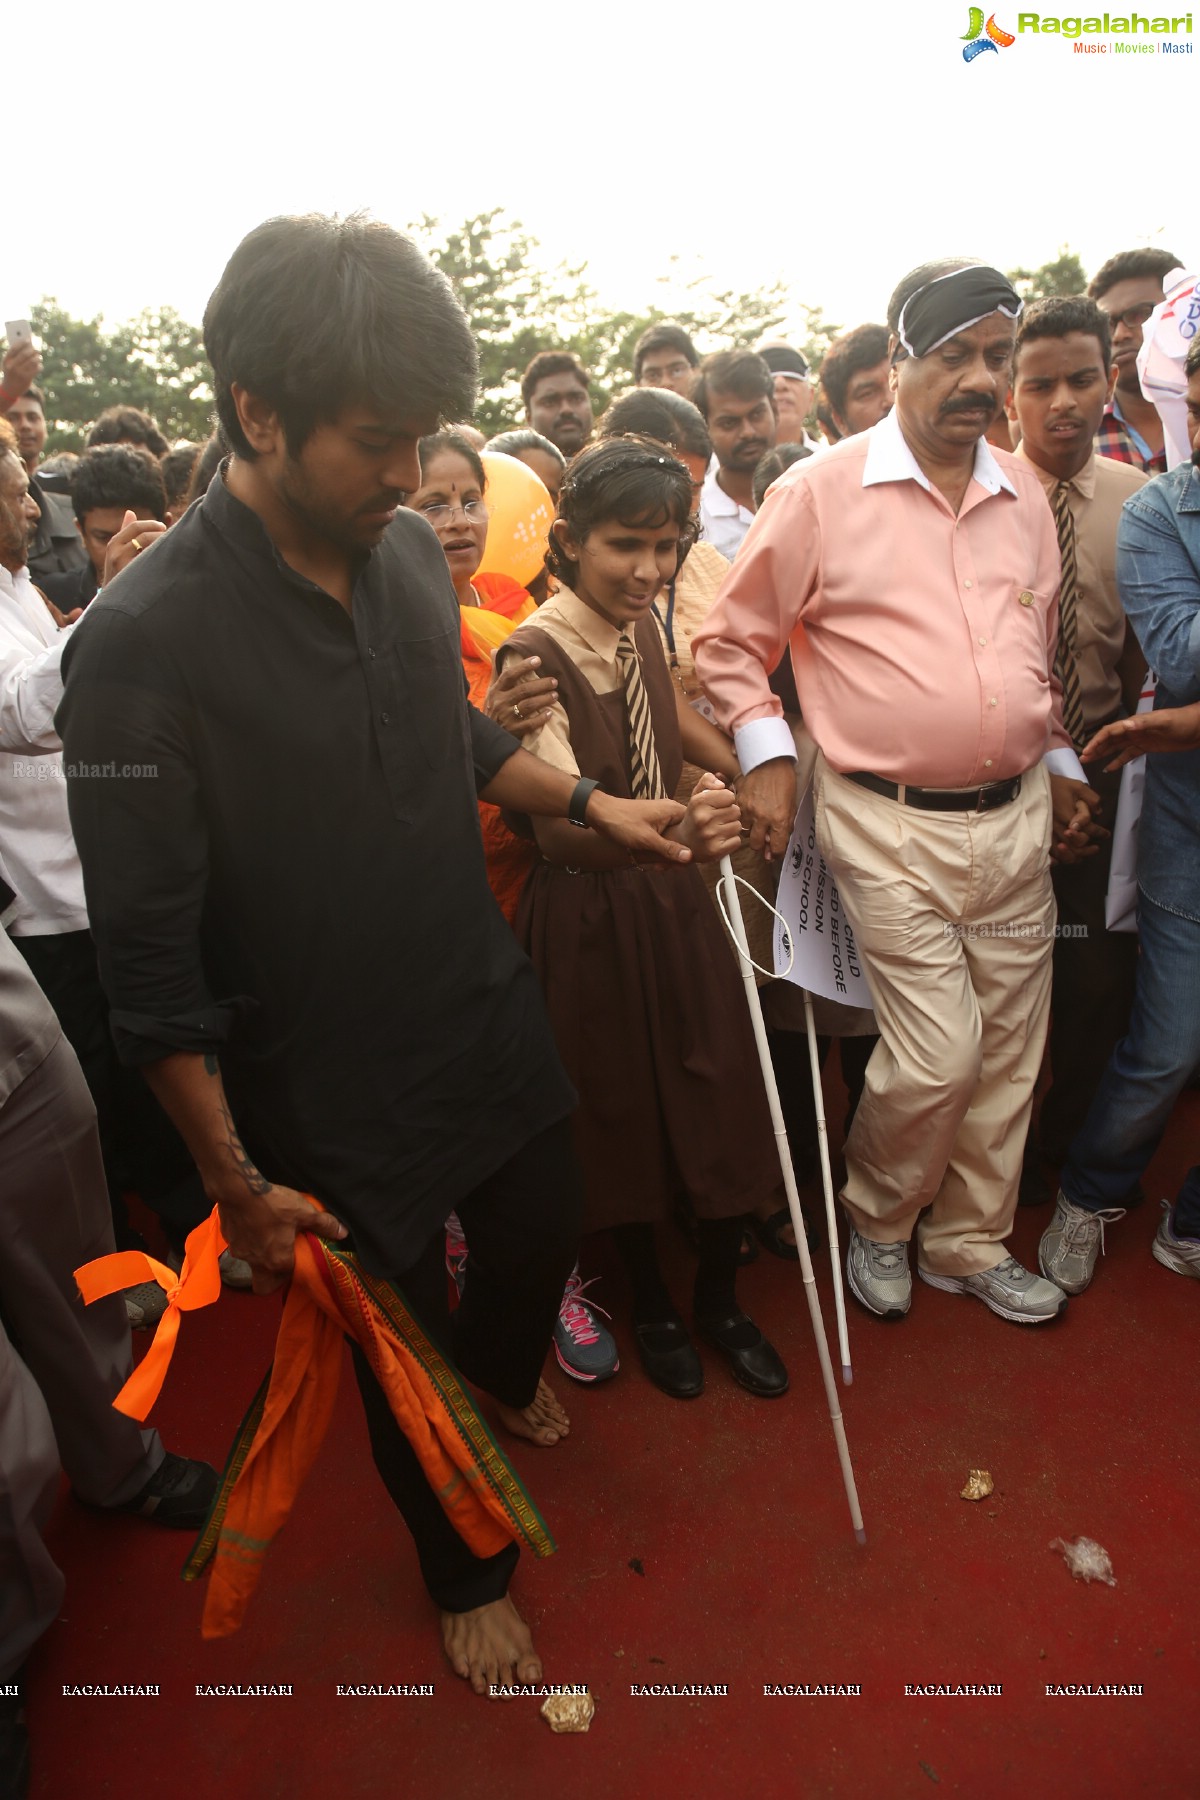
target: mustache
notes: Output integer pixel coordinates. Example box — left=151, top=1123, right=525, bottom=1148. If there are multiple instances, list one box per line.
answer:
left=940, top=393, right=997, bottom=416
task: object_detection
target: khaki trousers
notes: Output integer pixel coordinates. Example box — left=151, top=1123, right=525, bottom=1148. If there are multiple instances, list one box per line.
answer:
left=812, top=757, right=1055, bottom=1276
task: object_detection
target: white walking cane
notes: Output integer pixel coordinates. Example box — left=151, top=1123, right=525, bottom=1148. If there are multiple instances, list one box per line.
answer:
left=717, top=856, right=866, bottom=1546
left=803, top=989, right=854, bottom=1388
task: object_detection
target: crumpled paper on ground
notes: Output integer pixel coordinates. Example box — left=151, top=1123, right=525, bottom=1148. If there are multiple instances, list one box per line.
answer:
left=1050, top=1536, right=1116, bottom=1586
left=960, top=1469, right=994, bottom=1501
left=541, top=1690, right=595, bottom=1733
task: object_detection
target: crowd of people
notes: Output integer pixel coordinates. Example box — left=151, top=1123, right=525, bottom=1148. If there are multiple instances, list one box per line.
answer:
left=1, top=218, right=1197, bottom=1788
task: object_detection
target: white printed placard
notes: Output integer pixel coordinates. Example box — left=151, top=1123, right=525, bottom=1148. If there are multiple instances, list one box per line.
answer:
left=773, top=788, right=874, bottom=1010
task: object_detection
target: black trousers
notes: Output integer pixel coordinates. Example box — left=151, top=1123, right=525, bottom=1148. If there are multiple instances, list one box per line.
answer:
left=350, top=1116, right=581, bottom=1613
left=12, top=931, right=207, bottom=1248
left=767, top=1027, right=877, bottom=1173
left=1038, top=766, right=1138, bottom=1163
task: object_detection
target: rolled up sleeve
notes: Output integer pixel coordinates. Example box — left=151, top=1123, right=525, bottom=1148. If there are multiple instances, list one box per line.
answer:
left=56, top=605, right=246, bottom=1065
left=468, top=698, right=522, bottom=792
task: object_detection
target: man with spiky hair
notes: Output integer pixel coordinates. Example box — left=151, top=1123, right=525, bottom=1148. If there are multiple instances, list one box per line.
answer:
left=58, top=213, right=690, bottom=1696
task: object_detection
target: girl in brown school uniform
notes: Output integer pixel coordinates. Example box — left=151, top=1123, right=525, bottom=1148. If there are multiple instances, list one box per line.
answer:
left=499, top=437, right=788, bottom=1400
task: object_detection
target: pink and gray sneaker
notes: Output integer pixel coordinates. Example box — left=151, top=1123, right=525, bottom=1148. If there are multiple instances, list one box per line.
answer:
left=554, top=1270, right=619, bottom=1383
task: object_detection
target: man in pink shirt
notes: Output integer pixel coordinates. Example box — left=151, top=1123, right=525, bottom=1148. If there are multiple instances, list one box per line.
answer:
left=694, top=259, right=1101, bottom=1327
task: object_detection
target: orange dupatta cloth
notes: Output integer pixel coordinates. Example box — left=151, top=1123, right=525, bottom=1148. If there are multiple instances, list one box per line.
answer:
left=75, top=1205, right=555, bottom=1639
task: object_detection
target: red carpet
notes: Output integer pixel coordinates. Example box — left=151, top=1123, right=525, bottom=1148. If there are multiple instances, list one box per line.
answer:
left=26, top=1082, right=1200, bottom=1800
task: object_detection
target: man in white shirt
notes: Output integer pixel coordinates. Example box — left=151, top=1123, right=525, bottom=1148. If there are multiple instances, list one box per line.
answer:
left=693, top=350, right=778, bottom=560
left=0, top=429, right=213, bottom=1298
left=0, top=434, right=85, bottom=940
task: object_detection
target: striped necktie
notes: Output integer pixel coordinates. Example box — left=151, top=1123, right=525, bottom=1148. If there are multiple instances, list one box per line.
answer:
left=1051, top=481, right=1087, bottom=752
left=615, top=631, right=666, bottom=800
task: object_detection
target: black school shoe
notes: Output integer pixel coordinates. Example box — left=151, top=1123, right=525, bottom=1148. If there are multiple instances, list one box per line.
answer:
left=696, top=1312, right=789, bottom=1397
left=634, top=1319, right=705, bottom=1399
left=83, top=1454, right=219, bottom=1531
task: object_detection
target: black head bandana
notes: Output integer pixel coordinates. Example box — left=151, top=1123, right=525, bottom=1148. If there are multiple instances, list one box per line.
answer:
left=896, top=265, right=1022, bottom=359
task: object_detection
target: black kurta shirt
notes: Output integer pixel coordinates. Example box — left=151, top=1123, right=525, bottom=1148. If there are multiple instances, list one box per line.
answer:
left=57, top=471, right=574, bottom=1275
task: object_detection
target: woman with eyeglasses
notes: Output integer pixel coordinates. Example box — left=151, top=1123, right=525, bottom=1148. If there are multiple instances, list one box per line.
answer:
left=403, top=432, right=541, bottom=923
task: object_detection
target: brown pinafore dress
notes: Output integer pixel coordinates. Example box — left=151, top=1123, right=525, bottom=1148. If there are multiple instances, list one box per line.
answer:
left=503, top=612, right=784, bottom=1233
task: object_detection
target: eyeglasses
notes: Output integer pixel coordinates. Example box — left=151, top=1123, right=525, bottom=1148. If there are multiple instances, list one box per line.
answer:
left=1106, top=301, right=1156, bottom=331
left=418, top=498, right=488, bottom=525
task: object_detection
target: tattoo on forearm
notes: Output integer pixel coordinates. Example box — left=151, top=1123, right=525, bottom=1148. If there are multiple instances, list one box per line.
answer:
left=214, top=1080, right=271, bottom=1195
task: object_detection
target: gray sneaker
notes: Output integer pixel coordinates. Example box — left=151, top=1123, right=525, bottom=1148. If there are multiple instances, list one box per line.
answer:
left=920, top=1255, right=1067, bottom=1323
left=1151, top=1200, right=1200, bottom=1279
left=846, top=1230, right=911, bottom=1319
left=124, top=1281, right=168, bottom=1330
left=1038, top=1191, right=1126, bottom=1295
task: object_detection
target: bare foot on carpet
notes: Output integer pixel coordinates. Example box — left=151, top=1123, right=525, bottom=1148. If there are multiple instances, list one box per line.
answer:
left=442, top=1595, right=542, bottom=1696
left=496, top=1378, right=570, bottom=1447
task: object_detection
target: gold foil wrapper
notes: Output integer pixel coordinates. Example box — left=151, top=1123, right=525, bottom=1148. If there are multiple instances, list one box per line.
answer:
left=541, top=1690, right=595, bottom=1733
left=960, top=1469, right=994, bottom=1501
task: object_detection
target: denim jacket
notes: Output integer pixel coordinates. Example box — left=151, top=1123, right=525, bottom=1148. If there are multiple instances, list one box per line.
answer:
left=1116, top=462, right=1200, bottom=923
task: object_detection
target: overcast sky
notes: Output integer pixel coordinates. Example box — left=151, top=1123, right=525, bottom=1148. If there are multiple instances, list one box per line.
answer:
left=16, top=0, right=1194, bottom=340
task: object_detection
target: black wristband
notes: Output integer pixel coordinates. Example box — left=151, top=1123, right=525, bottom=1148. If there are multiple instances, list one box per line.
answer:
left=567, top=777, right=599, bottom=828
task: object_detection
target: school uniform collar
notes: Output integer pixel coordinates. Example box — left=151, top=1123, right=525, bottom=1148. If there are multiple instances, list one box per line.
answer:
left=1014, top=440, right=1097, bottom=501
left=550, top=583, right=625, bottom=664
left=862, top=405, right=1018, bottom=498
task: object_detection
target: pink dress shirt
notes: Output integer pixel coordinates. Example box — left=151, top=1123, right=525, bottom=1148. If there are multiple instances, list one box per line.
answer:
left=693, top=408, right=1079, bottom=788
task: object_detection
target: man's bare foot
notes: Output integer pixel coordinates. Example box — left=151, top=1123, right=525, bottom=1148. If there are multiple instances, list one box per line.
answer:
left=442, top=1595, right=542, bottom=1697
left=496, top=1378, right=570, bottom=1447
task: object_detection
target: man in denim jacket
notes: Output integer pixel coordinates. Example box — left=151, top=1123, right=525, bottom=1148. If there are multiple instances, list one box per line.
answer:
left=1039, top=335, right=1200, bottom=1294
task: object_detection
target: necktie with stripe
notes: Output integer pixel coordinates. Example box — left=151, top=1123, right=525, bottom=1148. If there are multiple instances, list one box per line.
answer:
left=1051, top=481, right=1087, bottom=752
left=615, top=632, right=666, bottom=800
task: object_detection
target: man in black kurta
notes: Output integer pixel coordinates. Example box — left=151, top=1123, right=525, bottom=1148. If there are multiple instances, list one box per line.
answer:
left=60, top=473, right=573, bottom=1274
left=55, top=213, right=691, bottom=1695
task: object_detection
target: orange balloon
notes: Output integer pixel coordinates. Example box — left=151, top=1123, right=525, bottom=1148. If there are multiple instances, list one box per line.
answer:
left=477, top=453, right=554, bottom=588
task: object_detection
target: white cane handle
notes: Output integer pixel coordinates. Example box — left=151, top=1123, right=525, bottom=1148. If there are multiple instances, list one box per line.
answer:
left=715, top=871, right=794, bottom=979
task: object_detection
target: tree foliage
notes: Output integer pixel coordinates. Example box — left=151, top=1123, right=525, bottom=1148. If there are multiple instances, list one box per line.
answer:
left=408, top=210, right=829, bottom=436
left=29, top=299, right=214, bottom=453
left=21, top=222, right=1086, bottom=455
left=1006, top=248, right=1089, bottom=302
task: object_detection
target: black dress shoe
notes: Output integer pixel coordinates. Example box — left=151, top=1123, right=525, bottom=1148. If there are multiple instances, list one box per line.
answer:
left=696, top=1312, right=789, bottom=1397
left=634, top=1320, right=704, bottom=1399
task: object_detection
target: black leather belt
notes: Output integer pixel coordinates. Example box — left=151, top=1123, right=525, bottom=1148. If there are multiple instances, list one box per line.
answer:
left=847, top=771, right=1022, bottom=813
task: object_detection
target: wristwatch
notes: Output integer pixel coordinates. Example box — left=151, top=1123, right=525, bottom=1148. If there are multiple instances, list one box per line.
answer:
left=567, top=777, right=599, bottom=828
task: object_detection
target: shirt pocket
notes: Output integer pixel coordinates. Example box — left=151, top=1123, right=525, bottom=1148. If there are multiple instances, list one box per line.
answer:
left=391, top=630, right=465, bottom=769
left=1010, top=583, right=1053, bottom=688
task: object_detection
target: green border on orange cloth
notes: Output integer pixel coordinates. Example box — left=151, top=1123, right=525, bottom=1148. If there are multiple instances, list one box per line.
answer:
left=182, top=1229, right=554, bottom=1638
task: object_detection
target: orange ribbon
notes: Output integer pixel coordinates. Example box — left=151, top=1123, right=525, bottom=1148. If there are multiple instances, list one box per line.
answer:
left=75, top=1206, right=228, bottom=1420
